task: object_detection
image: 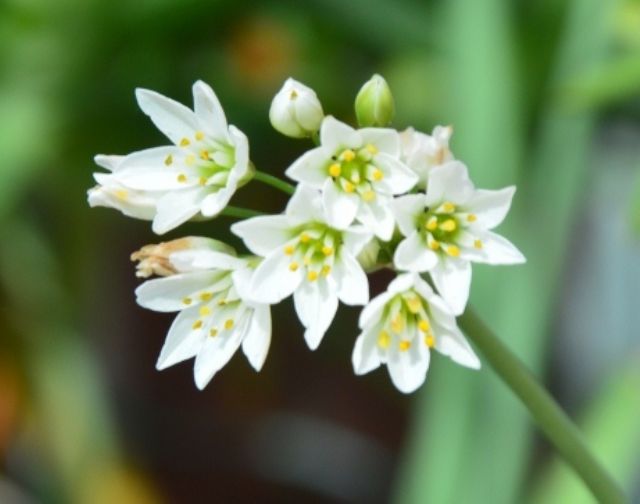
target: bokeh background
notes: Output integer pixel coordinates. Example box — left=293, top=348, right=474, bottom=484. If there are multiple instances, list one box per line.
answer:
left=1, top=0, right=639, bottom=502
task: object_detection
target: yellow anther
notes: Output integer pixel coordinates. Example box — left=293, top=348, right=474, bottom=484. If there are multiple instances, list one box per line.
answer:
left=439, top=219, right=457, bottom=232
left=115, top=189, right=128, bottom=201
left=467, top=213, right=477, bottom=222
left=200, top=292, right=213, bottom=301
left=399, top=340, right=412, bottom=352
left=209, top=328, right=218, bottom=337
left=180, top=137, right=191, bottom=147
left=406, top=296, right=422, bottom=314
left=224, top=319, right=234, bottom=330
left=290, top=89, right=298, bottom=99
left=199, top=177, right=208, bottom=186
left=340, top=149, right=356, bottom=162
left=329, top=163, right=342, bottom=177
left=199, top=149, right=210, bottom=160
left=192, top=320, right=203, bottom=330
left=195, top=131, right=205, bottom=141
left=177, top=173, right=188, bottom=183
left=391, top=315, right=405, bottom=333
left=199, top=306, right=211, bottom=317
left=182, top=297, right=192, bottom=305
left=418, top=319, right=430, bottom=333
left=300, top=233, right=311, bottom=243
left=378, top=330, right=391, bottom=349
left=474, top=239, right=483, bottom=249
left=164, top=154, right=173, bottom=166
left=321, top=265, right=332, bottom=276
left=344, top=181, right=355, bottom=193
left=425, top=334, right=435, bottom=348
left=289, top=262, right=299, bottom=272
left=322, top=246, right=333, bottom=256
left=185, top=154, right=195, bottom=165
left=447, top=245, right=460, bottom=257
left=429, top=239, right=440, bottom=251
left=284, top=245, right=295, bottom=255
left=426, top=217, right=438, bottom=231
left=307, top=270, right=319, bottom=282
left=372, top=168, right=384, bottom=181
left=442, top=201, right=456, bottom=213
left=366, top=144, right=379, bottom=155
left=217, top=299, right=227, bottom=306
left=362, top=190, right=376, bottom=202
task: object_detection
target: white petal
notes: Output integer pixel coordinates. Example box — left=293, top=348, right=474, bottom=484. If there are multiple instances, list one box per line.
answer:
left=228, top=125, right=250, bottom=180
left=231, top=215, right=293, bottom=255
left=241, top=305, right=272, bottom=371
left=249, top=250, right=303, bottom=303
left=436, top=328, right=481, bottom=369
left=115, top=147, right=188, bottom=191
left=94, top=154, right=124, bottom=172
left=152, top=188, right=205, bottom=234
left=430, top=258, right=472, bottom=315
left=156, top=305, right=205, bottom=370
left=358, top=290, right=394, bottom=329
left=135, top=88, right=199, bottom=145
left=425, top=161, right=474, bottom=206
left=393, top=232, right=438, bottom=272
left=387, top=273, right=417, bottom=294
left=87, top=178, right=159, bottom=220
left=320, top=116, right=361, bottom=151
left=136, top=272, right=227, bottom=312
left=293, top=279, right=339, bottom=350
left=192, top=80, right=229, bottom=141
left=358, top=128, right=400, bottom=156
left=391, top=194, right=425, bottom=236
left=286, top=184, right=324, bottom=222
left=322, top=178, right=359, bottom=229
left=356, top=198, right=395, bottom=241
left=471, top=230, right=526, bottom=265
left=466, top=186, right=516, bottom=229
left=200, top=187, right=233, bottom=217
left=171, top=249, right=245, bottom=272
left=342, top=226, right=375, bottom=257
left=334, top=252, right=369, bottom=305
left=352, top=328, right=382, bottom=375
left=374, top=154, right=419, bottom=194
left=285, top=147, right=330, bottom=188
left=387, top=342, right=430, bottom=394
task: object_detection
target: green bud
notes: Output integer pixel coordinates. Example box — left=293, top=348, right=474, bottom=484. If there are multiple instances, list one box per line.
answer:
left=354, top=74, right=395, bottom=127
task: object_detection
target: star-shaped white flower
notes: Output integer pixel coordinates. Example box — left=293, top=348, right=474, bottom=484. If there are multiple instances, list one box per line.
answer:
left=352, top=273, right=480, bottom=393
left=285, top=116, right=418, bottom=240
left=392, top=162, right=525, bottom=314
left=92, top=81, right=251, bottom=234
left=400, top=125, right=454, bottom=190
left=133, top=237, right=271, bottom=389
left=231, top=185, right=372, bottom=350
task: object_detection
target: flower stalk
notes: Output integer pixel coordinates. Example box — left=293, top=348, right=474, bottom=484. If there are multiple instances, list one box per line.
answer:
left=459, top=308, right=627, bottom=504
left=253, top=170, right=295, bottom=195
left=220, top=206, right=264, bottom=219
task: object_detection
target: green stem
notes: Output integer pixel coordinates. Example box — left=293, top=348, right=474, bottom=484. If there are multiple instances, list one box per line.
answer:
left=220, top=206, right=264, bottom=219
left=253, top=170, right=295, bottom=195
left=459, top=308, right=627, bottom=504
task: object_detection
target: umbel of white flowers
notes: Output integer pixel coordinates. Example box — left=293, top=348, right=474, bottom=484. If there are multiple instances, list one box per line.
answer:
left=89, top=74, right=525, bottom=394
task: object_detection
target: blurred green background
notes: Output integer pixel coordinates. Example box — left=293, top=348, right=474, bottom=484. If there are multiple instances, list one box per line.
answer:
left=1, top=0, right=639, bottom=502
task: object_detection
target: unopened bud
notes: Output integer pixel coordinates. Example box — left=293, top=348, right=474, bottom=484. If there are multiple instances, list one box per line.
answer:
left=269, top=78, right=324, bottom=138
left=355, top=74, right=395, bottom=127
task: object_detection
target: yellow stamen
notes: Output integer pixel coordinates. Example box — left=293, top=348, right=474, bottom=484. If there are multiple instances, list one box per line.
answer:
left=199, top=176, right=207, bottom=186
left=284, top=245, right=295, bottom=255
left=429, top=239, right=440, bottom=251
left=467, top=213, right=477, bottom=222
left=224, top=319, right=234, bottom=330
left=164, top=154, right=173, bottom=166
left=340, top=149, right=356, bottom=162
left=362, top=190, right=376, bottom=202
left=182, top=297, right=192, bottom=305
left=442, top=201, right=455, bottom=213
left=372, top=168, right=384, bottom=181
left=366, top=144, right=379, bottom=155
left=418, top=319, right=430, bottom=333
left=328, top=163, right=341, bottom=177
left=474, top=239, right=483, bottom=249
left=217, top=299, right=226, bottom=306
left=343, top=181, right=355, bottom=193
left=378, top=330, right=391, bottom=349
left=399, top=340, right=411, bottom=352
left=195, top=131, right=205, bottom=141
left=199, top=150, right=209, bottom=160
left=426, top=217, right=438, bottom=231
left=199, top=292, right=213, bottom=301
left=209, top=328, right=218, bottom=337
left=300, top=233, right=310, bottom=243
left=199, top=306, right=211, bottom=317
left=177, top=173, right=187, bottom=183
left=425, top=334, right=435, bottom=348
left=185, top=154, right=195, bottom=165
left=192, top=320, right=203, bottom=330
left=115, top=190, right=128, bottom=201
left=180, top=137, right=191, bottom=147
left=322, top=246, right=333, bottom=256
left=321, top=265, right=331, bottom=276
left=289, top=262, right=299, bottom=272
left=406, top=296, right=422, bottom=314
left=439, top=219, right=457, bottom=232
left=307, top=270, right=318, bottom=282
left=391, top=315, right=405, bottom=333
left=447, top=245, right=460, bottom=257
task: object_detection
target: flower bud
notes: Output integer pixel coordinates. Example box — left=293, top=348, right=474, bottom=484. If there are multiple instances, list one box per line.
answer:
left=269, top=78, right=324, bottom=138
left=355, top=74, right=395, bottom=127
left=356, top=238, right=381, bottom=272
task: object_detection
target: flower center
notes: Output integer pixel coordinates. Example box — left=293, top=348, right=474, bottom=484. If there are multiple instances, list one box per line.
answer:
left=416, top=202, right=480, bottom=256
left=169, top=131, right=236, bottom=187
left=326, top=145, right=383, bottom=201
left=283, top=224, right=343, bottom=282
left=377, top=290, right=436, bottom=351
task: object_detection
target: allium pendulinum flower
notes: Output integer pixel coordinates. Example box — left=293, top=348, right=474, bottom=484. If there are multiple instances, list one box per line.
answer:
left=285, top=116, right=418, bottom=240
left=269, top=78, right=324, bottom=138
left=92, top=81, right=251, bottom=234
left=231, top=185, right=372, bottom=350
left=133, top=237, right=271, bottom=389
left=400, top=125, right=454, bottom=190
left=392, top=162, right=525, bottom=314
left=352, top=273, right=480, bottom=393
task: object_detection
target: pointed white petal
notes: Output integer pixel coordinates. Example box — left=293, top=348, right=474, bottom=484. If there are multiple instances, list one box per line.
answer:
left=115, top=146, right=188, bottom=191
left=358, top=128, right=400, bottom=156
left=394, top=232, right=438, bottom=272
left=425, top=161, right=474, bottom=206
left=228, top=125, right=250, bottom=179
left=293, top=279, right=339, bottom=350
left=334, top=252, right=369, bottom=305
left=135, top=88, right=199, bottom=145
left=342, top=226, right=375, bottom=257
left=241, top=305, right=272, bottom=371
left=231, top=215, right=293, bottom=255
left=387, top=273, right=417, bottom=294
left=285, top=147, right=330, bottom=188
left=94, top=154, right=124, bottom=172
left=249, top=250, right=303, bottom=303
left=320, top=116, right=361, bottom=151
left=358, top=290, right=394, bottom=329
left=136, top=272, right=226, bottom=312
left=200, top=187, right=233, bottom=217
left=374, top=154, right=419, bottom=194
left=192, top=80, right=229, bottom=141
left=156, top=305, right=205, bottom=370
left=472, top=230, right=526, bottom=265
left=285, top=184, right=324, bottom=222
left=430, top=258, right=472, bottom=315
left=391, top=194, right=425, bottom=236
left=356, top=198, right=395, bottom=241
left=466, top=186, right=516, bottom=229
left=170, top=249, right=245, bottom=272
left=352, top=328, right=382, bottom=375
left=152, top=188, right=205, bottom=234
left=387, top=342, right=430, bottom=394
left=436, top=328, right=481, bottom=369
left=322, top=178, right=359, bottom=229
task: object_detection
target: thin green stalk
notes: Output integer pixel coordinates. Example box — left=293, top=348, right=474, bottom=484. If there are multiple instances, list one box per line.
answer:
left=459, top=308, right=627, bottom=504
left=253, top=170, right=295, bottom=195
left=220, top=206, right=264, bottom=219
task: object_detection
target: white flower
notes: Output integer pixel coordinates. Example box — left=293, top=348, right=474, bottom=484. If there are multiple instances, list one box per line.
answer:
left=352, top=273, right=480, bottom=393
left=400, top=125, right=454, bottom=189
left=92, top=80, right=251, bottom=234
left=285, top=116, right=418, bottom=240
left=133, top=237, right=271, bottom=389
left=88, top=154, right=161, bottom=220
left=269, top=78, right=324, bottom=138
left=231, top=185, right=372, bottom=350
left=392, top=162, right=525, bottom=314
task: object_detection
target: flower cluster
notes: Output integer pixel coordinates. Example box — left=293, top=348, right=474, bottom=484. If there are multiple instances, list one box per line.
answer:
left=89, top=75, right=524, bottom=393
